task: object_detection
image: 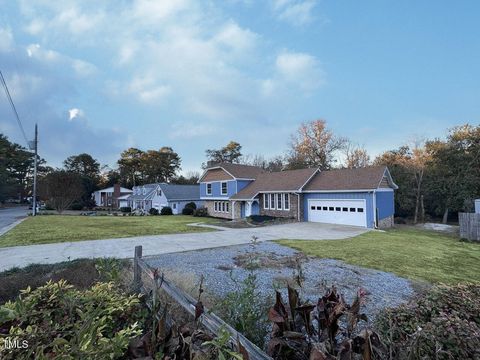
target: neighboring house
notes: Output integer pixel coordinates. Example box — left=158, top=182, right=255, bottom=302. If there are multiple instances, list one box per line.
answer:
left=92, top=184, right=133, bottom=208
left=128, top=183, right=203, bottom=214
left=475, top=199, right=480, bottom=214
left=199, top=163, right=398, bottom=229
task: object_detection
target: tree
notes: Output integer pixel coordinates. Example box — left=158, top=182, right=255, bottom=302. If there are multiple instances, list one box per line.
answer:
left=63, top=153, right=101, bottom=180
left=287, top=120, right=347, bottom=170
left=118, top=148, right=145, bottom=187
left=141, top=147, right=181, bottom=183
left=344, top=142, right=371, bottom=169
left=241, top=154, right=285, bottom=172
left=173, top=171, right=200, bottom=185
left=205, top=141, right=242, bottom=166
left=39, top=170, right=83, bottom=213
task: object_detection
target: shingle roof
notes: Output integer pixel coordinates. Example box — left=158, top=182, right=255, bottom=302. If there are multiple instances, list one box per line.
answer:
left=303, top=166, right=389, bottom=191
left=160, top=184, right=200, bottom=200
left=230, top=168, right=318, bottom=200
left=201, top=163, right=265, bottom=180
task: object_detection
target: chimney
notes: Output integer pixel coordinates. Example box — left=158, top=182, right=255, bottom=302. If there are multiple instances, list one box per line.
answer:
left=113, top=183, right=121, bottom=198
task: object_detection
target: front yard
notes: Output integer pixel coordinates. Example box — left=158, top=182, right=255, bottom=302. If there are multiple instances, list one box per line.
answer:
left=278, top=227, right=480, bottom=284
left=0, top=215, right=218, bottom=247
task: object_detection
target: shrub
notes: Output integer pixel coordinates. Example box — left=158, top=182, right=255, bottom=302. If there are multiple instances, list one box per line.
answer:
left=149, top=207, right=159, bottom=215
left=182, top=207, right=194, bottom=215
left=120, top=206, right=131, bottom=213
left=0, top=280, right=145, bottom=359
left=375, top=284, right=480, bottom=360
left=193, top=206, right=208, bottom=217
left=160, top=206, right=173, bottom=215
left=185, top=202, right=197, bottom=210
left=69, top=202, right=83, bottom=211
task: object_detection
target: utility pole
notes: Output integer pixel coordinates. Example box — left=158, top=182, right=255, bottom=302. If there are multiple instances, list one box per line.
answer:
left=31, top=124, right=38, bottom=216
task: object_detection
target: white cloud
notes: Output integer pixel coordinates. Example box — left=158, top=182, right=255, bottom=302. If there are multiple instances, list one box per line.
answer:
left=0, top=27, right=14, bottom=52
left=213, top=21, right=258, bottom=53
left=68, top=108, right=83, bottom=121
left=275, top=50, right=325, bottom=91
left=272, top=0, right=318, bottom=26
left=128, top=76, right=171, bottom=104
left=169, top=122, right=217, bottom=139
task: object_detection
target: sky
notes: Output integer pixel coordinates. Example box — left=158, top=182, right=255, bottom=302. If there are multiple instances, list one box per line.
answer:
left=0, top=0, right=479, bottom=174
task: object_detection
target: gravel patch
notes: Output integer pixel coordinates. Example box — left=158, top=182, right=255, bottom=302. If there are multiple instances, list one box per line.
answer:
left=145, top=241, right=415, bottom=322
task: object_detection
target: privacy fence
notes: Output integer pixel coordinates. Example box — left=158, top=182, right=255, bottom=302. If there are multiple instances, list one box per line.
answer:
left=459, top=212, right=480, bottom=241
left=133, top=245, right=272, bottom=360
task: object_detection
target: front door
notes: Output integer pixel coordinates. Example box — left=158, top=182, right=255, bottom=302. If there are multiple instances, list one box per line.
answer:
left=245, top=202, right=252, bottom=217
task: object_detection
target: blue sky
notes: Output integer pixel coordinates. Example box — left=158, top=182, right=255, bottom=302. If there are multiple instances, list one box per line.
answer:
left=0, top=0, right=479, bottom=174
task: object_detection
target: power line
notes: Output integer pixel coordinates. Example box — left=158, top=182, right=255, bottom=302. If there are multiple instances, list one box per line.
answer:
left=0, top=69, right=30, bottom=147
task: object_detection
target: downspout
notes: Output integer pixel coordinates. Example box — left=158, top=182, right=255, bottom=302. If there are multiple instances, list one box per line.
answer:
left=294, top=193, right=300, bottom=221
left=373, top=189, right=378, bottom=229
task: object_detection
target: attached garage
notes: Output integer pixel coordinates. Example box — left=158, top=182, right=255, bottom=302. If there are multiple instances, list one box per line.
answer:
left=307, top=199, right=367, bottom=227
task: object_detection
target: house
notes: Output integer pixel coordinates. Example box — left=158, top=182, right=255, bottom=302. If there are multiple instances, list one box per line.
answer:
left=128, top=183, right=203, bottom=214
left=475, top=199, right=480, bottom=214
left=92, top=184, right=133, bottom=208
left=199, top=163, right=398, bottom=228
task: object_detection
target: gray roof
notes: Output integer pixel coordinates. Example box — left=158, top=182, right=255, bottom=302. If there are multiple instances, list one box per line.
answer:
left=126, top=183, right=200, bottom=201
left=159, top=183, right=200, bottom=201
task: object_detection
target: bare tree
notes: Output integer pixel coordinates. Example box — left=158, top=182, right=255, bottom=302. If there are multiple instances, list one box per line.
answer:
left=39, top=170, right=83, bottom=213
left=287, top=119, right=347, bottom=170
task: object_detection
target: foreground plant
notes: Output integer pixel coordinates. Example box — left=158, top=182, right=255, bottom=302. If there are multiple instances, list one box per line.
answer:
left=267, top=285, right=386, bottom=359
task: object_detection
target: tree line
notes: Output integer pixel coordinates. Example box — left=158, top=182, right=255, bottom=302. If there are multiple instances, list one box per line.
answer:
left=1, top=120, right=478, bottom=221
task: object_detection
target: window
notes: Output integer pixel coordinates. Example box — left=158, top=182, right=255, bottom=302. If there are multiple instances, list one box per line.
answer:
left=157, top=189, right=162, bottom=196
left=322, top=206, right=327, bottom=211
left=214, top=202, right=218, bottom=212
left=357, top=208, right=364, bottom=213
left=350, top=208, right=356, bottom=212
left=335, top=207, right=341, bottom=211
left=222, top=202, right=225, bottom=212
left=329, top=207, right=334, bottom=211
left=316, top=206, right=321, bottom=210
left=277, top=194, right=282, bottom=209
left=270, top=194, right=275, bottom=209
left=263, top=194, right=269, bottom=209
left=226, top=202, right=229, bottom=212
left=284, top=193, right=290, bottom=210
left=221, top=182, right=228, bottom=195
left=173, top=203, right=177, bottom=209
left=342, top=207, right=348, bottom=212
left=311, top=206, right=315, bottom=210
left=206, top=183, right=212, bottom=195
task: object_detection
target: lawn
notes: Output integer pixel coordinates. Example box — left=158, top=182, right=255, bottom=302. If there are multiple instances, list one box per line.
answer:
left=277, top=227, right=480, bottom=284
left=0, top=215, right=218, bottom=247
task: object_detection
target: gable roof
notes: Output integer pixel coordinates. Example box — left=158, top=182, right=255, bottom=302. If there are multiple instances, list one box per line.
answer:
left=159, top=184, right=200, bottom=201
left=94, top=186, right=132, bottom=193
left=199, top=163, right=264, bottom=181
left=230, top=168, right=318, bottom=200
left=303, top=166, right=398, bottom=191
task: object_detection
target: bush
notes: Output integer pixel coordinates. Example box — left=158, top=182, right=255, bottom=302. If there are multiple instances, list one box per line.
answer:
left=185, top=202, right=197, bottom=210
left=160, top=206, right=173, bottom=215
left=0, top=280, right=145, bottom=359
left=149, top=207, right=159, bottom=215
left=376, top=284, right=480, bottom=359
left=193, top=206, right=208, bottom=217
left=120, top=206, right=131, bottom=213
left=69, top=202, right=83, bottom=211
left=182, top=207, right=194, bottom=215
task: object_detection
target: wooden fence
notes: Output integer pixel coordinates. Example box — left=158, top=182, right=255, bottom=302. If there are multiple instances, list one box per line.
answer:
left=133, top=245, right=272, bottom=360
left=459, top=212, right=480, bottom=241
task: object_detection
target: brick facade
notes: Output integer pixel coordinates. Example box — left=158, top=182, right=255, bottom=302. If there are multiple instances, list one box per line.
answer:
left=204, top=200, right=233, bottom=219
left=378, top=215, right=394, bottom=228
left=258, top=193, right=301, bottom=220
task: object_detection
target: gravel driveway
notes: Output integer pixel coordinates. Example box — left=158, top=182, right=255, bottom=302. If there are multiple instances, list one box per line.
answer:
left=145, top=241, right=415, bottom=321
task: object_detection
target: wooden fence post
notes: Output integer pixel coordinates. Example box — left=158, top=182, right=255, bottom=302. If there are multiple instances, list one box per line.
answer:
left=134, top=245, right=143, bottom=292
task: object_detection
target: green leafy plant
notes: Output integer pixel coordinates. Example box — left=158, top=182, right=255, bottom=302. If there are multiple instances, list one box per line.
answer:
left=375, top=283, right=480, bottom=360
left=149, top=208, right=159, bottom=215
left=202, top=327, right=243, bottom=360
left=95, top=258, right=124, bottom=284
left=0, top=280, right=145, bottom=359
left=193, top=207, right=208, bottom=217
left=160, top=206, right=173, bottom=215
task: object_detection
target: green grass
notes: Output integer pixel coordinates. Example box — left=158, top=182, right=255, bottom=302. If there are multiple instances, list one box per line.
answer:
left=0, top=215, right=217, bottom=247
left=277, top=227, right=480, bottom=284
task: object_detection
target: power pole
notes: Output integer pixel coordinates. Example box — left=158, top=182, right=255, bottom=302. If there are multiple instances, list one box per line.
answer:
left=31, top=124, right=38, bottom=216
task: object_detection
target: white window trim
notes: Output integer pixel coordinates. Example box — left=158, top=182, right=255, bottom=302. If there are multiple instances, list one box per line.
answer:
left=277, top=193, right=282, bottom=210
left=284, top=193, right=290, bottom=210
left=221, top=182, right=228, bottom=195
left=206, top=183, right=212, bottom=195
left=263, top=193, right=269, bottom=209
left=270, top=193, right=275, bottom=209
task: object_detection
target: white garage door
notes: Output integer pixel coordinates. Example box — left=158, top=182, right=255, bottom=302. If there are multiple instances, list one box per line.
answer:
left=307, top=199, right=367, bottom=227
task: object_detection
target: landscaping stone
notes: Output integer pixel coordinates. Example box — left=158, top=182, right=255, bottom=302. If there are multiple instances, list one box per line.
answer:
left=146, top=241, right=415, bottom=322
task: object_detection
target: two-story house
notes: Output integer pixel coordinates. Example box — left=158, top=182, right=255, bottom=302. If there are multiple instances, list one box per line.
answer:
left=199, top=163, right=398, bottom=229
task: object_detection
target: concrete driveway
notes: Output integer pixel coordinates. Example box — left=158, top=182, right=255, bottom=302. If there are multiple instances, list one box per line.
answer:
left=0, top=222, right=368, bottom=272
left=0, top=207, right=28, bottom=236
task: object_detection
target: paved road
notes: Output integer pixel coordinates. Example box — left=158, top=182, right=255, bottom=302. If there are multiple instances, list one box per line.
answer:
left=0, top=222, right=368, bottom=272
left=0, top=207, right=28, bottom=234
